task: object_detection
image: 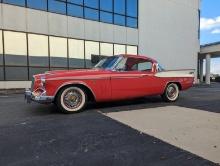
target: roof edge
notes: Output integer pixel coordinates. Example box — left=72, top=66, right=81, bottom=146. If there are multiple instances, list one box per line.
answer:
left=201, top=41, right=220, bottom=48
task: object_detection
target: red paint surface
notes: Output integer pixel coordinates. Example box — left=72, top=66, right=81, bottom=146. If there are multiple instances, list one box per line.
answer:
left=33, top=55, right=194, bottom=102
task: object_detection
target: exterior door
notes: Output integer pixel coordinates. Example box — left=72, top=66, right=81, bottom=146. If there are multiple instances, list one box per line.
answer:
left=110, top=70, right=156, bottom=100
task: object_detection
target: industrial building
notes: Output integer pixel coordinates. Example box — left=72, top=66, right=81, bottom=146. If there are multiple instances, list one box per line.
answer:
left=0, top=0, right=200, bottom=89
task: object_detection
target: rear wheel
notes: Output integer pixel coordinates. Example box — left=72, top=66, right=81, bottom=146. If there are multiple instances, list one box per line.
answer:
left=56, top=86, right=87, bottom=113
left=161, top=83, right=179, bottom=102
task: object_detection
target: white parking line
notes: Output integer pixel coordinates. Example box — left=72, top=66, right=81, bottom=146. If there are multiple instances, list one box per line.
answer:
left=104, top=106, right=220, bottom=164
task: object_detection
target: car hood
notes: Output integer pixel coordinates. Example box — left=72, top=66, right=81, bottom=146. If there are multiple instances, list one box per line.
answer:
left=42, top=68, right=112, bottom=79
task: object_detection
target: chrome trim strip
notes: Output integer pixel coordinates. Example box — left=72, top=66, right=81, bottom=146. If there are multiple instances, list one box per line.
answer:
left=47, top=76, right=110, bottom=81
left=111, top=73, right=153, bottom=79
left=47, top=73, right=153, bottom=81
left=112, top=76, right=143, bottom=79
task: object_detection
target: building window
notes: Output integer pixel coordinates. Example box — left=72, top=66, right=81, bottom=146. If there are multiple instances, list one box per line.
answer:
left=67, top=0, right=83, bottom=5
left=67, top=4, right=84, bottom=18
left=0, top=30, right=3, bottom=66
left=84, top=8, right=99, bottom=21
left=100, top=43, right=113, bottom=56
left=0, top=30, right=138, bottom=80
left=49, top=36, right=68, bottom=68
left=126, top=17, right=137, bottom=28
left=100, top=0, right=113, bottom=12
left=5, top=66, right=28, bottom=80
left=127, top=45, right=138, bottom=54
left=0, top=67, right=4, bottom=80
left=1, top=0, right=138, bottom=28
left=48, top=0, right=66, bottom=15
left=27, top=0, right=47, bottom=10
left=4, top=31, right=27, bottom=66
left=28, top=34, right=49, bottom=67
left=114, top=14, right=125, bottom=26
left=100, top=11, right=113, bottom=24
left=4, top=31, right=28, bottom=80
left=3, top=0, right=25, bottom=6
left=126, top=0, right=138, bottom=17
left=0, top=31, right=3, bottom=80
left=85, top=41, right=99, bottom=68
left=114, top=44, right=126, bottom=55
left=68, top=39, right=85, bottom=68
left=84, top=0, right=99, bottom=9
left=114, top=0, right=125, bottom=15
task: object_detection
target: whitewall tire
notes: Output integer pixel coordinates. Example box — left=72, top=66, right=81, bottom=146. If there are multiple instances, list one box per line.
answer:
left=162, top=83, right=179, bottom=102
left=56, top=86, right=87, bottom=113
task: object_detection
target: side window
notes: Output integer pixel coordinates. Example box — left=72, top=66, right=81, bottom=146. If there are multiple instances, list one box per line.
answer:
left=138, top=62, right=152, bottom=71
left=115, top=57, right=127, bottom=71
left=157, top=64, right=165, bottom=72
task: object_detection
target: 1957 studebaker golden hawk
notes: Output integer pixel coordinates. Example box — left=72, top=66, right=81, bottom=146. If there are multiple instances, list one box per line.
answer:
left=25, top=55, right=195, bottom=113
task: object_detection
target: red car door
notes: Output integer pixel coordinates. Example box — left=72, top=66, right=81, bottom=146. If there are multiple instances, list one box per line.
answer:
left=110, top=70, right=156, bottom=100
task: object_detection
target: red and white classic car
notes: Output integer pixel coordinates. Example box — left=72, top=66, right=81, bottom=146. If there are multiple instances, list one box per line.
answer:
left=25, top=55, right=195, bottom=113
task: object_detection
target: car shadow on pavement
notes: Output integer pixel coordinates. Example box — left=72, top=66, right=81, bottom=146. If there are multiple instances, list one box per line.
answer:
left=25, top=93, right=220, bottom=116
left=20, top=83, right=220, bottom=115
left=86, top=96, right=172, bottom=113
left=87, top=88, right=220, bottom=114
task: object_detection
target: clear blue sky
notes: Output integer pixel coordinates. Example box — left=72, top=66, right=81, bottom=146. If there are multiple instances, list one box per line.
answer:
left=200, top=0, right=220, bottom=74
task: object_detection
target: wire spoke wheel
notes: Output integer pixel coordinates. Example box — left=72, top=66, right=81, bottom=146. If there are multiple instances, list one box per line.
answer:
left=166, top=85, right=178, bottom=100
left=63, top=90, right=82, bottom=109
left=162, top=83, right=179, bottom=102
left=57, top=86, right=87, bottom=113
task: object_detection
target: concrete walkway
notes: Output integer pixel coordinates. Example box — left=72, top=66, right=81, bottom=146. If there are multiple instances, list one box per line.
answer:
left=105, top=106, right=220, bottom=164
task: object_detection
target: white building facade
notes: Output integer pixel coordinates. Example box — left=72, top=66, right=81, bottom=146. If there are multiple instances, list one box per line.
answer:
left=0, top=0, right=200, bottom=89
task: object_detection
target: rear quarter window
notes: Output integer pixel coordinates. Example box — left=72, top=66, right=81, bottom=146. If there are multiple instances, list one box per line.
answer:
left=138, top=62, right=152, bottom=71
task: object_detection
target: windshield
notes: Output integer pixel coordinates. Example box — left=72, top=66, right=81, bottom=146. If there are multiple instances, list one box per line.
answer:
left=94, top=56, right=120, bottom=69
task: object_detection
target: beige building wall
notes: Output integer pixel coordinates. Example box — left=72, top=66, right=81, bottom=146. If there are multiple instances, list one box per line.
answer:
left=139, top=0, right=200, bottom=72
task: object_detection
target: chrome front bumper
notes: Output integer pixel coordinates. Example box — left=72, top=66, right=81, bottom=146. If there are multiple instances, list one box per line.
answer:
left=25, top=89, right=54, bottom=104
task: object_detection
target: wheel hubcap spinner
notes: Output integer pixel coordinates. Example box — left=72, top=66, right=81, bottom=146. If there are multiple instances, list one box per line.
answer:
left=63, top=90, right=82, bottom=109
left=167, top=85, right=177, bottom=100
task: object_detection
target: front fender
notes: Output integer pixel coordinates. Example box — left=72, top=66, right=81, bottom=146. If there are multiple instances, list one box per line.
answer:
left=53, top=80, right=97, bottom=100
left=45, top=76, right=111, bottom=102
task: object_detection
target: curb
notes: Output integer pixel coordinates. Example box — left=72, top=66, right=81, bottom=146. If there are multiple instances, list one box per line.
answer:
left=0, top=89, right=25, bottom=95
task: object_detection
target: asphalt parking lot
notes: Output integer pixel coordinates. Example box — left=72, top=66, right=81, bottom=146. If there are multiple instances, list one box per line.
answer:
left=0, top=83, right=220, bottom=166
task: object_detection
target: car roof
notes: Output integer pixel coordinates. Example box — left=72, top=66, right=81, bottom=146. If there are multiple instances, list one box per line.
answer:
left=120, top=54, right=158, bottom=63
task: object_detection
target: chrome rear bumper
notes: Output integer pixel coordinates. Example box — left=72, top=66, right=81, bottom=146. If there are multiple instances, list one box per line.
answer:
left=25, top=89, right=54, bottom=104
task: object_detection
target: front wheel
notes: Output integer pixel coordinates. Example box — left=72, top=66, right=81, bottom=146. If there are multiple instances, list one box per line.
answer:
left=161, top=83, right=179, bottom=102
left=56, top=86, right=87, bottom=113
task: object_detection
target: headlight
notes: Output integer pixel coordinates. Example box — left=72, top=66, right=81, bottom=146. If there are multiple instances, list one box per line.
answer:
left=40, top=75, right=46, bottom=87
